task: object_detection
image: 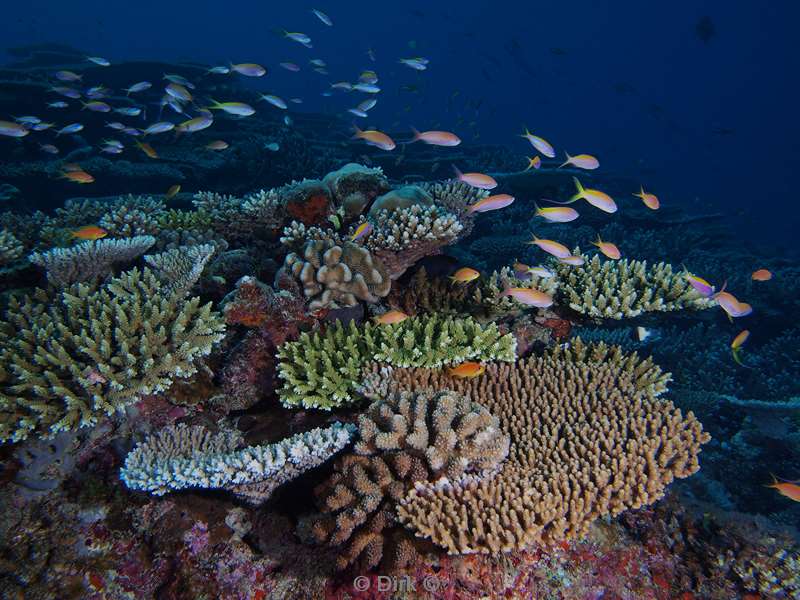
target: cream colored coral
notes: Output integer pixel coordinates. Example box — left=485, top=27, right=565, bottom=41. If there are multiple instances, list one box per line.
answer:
left=365, top=205, right=463, bottom=252
left=283, top=239, right=391, bottom=310
left=365, top=341, right=709, bottom=555
left=0, top=229, right=23, bottom=265
left=556, top=252, right=715, bottom=319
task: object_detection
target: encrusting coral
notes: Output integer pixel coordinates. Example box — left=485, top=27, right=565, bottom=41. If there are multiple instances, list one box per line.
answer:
left=0, top=228, right=24, bottom=266
left=305, top=388, right=509, bottom=570
left=0, top=263, right=225, bottom=442
left=277, top=315, right=516, bottom=410
left=121, top=421, right=355, bottom=505
left=280, top=239, right=391, bottom=311
left=28, top=235, right=156, bottom=287
left=322, top=162, right=390, bottom=218
left=359, top=339, right=709, bottom=555
left=556, top=252, right=715, bottom=319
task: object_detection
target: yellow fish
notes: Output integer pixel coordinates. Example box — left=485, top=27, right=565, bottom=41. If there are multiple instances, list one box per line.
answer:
left=731, top=330, right=751, bottom=367
left=135, top=141, right=158, bottom=159
left=165, top=184, right=181, bottom=199
left=350, top=222, right=373, bottom=241
left=524, top=156, right=541, bottom=171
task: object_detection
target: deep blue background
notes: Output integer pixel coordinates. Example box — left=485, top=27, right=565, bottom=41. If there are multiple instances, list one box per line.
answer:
left=2, top=1, right=798, bottom=244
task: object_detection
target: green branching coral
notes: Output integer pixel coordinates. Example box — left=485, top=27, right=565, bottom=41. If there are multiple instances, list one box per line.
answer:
left=556, top=252, right=715, bottom=319
left=277, top=315, right=516, bottom=410
left=0, top=266, right=226, bottom=442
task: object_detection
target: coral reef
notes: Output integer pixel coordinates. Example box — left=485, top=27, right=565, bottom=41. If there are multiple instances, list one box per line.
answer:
left=305, top=388, right=508, bottom=570
left=121, top=421, right=355, bottom=505
left=322, top=162, right=390, bottom=218
left=557, top=252, right=715, bottom=319
left=28, top=235, right=156, bottom=287
left=0, top=264, right=225, bottom=442
left=277, top=315, right=517, bottom=409
left=280, top=238, right=391, bottom=311
left=144, top=243, right=216, bottom=297
left=360, top=340, right=709, bottom=554
left=0, top=229, right=23, bottom=266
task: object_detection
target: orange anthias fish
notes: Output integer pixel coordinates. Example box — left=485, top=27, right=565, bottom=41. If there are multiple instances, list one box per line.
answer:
left=448, top=362, right=485, bottom=378
left=135, top=140, right=158, bottom=158
left=72, top=225, right=107, bottom=240
left=467, top=194, right=514, bottom=213
left=374, top=310, right=410, bottom=325
left=559, top=152, right=599, bottom=170
left=766, top=475, right=800, bottom=502
left=633, top=186, right=660, bottom=210
left=591, top=236, right=621, bottom=260
left=449, top=267, right=480, bottom=283
left=352, top=125, right=396, bottom=150
left=452, top=165, right=497, bottom=189
left=570, top=177, right=617, bottom=213
left=60, top=170, right=94, bottom=184
left=527, top=236, right=571, bottom=259
left=500, top=287, right=553, bottom=308
left=524, top=156, right=542, bottom=171
left=409, top=128, right=461, bottom=146
left=751, top=269, right=772, bottom=281
left=534, top=204, right=579, bottom=223
left=731, top=330, right=751, bottom=367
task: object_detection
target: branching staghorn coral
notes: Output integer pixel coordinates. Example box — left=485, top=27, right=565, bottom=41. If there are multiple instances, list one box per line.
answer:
left=99, top=198, right=164, bottom=238
left=144, top=244, right=216, bottom=297
left=28, top=235, right=156, bottom=287
left=0, top=229, right=23, bottom=266
left=0, top=265, right=225, bottom=442
left=121, top=421, right=355, bottom=505
left=306, top=389, right=508, bottom=570
left=241, top=188, right=287, bottom=231
left=360, top=339, right=708, bottom=555
left=418, top=180, right=487, bottom=237
left=556, top=252, right=715, bottom=319
left=281, top=239, right=391, bottom=311
left=277, top=315, right=516, bottom=410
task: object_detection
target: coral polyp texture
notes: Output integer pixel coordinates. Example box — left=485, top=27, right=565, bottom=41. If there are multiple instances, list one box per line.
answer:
left=0, top=265, right=225, bottom=442
left=281, top=239, right=391, bottom=310
left=121, top=421, right=355, bottom=505
left=0, top=228, right=24, bottom=266
left=306, top=388, right=508, bottom=570
left=276, top=315, right=517, bottom=410
left=144, top=243, right=216, bottom=297
left=556, top=252, right=715, bottom=319
left=28, top=235, right=156, bottom=287
left=362, top=340, right=710, bottom=554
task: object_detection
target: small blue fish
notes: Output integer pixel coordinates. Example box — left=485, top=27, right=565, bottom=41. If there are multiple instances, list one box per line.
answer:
left=284, top=115, right=293, bottom=126
left=348, top=108, right=368, bottom=118
left=206, top=65, right=231, bottom=74
left=14, top=116, right=41, bottom=125
left=264, top=142, right=280, bottom=152
left=285, top=31, right=312, bottom=44
left=48, top=101, right=69, bottom=108
left=50, top=86, right=81, bottom=99
left=311, top=9, right=333, bottom=26
left=260, top=94, right=287, bottom=109
left=143, top=121, right=175, bottom=135
left=56, top=123, right=84, bottom=136
left=125, top=81, right=152, bottom=95
left=114, top=107, right=142, bottom=117
left=163, top=74, right=195, bottom=89
left=30, top=122, right=55, bottom=131
left=87, top=56, right=110, bottom=66
left=353, top=83, right=380, bottom=94
left=106, top=121, right=127, bottom=130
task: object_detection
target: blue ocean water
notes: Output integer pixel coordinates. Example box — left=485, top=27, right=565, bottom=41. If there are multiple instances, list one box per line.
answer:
left=0, top=2, right=798, bottom=598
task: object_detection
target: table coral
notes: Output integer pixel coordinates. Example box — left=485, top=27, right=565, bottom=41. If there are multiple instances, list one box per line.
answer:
left=28, top=235, right=156, bottom=287
left=121, top=421, right=356, bottom=505
left=364, top=340, right=710, bottom=555
left=556, top=252, right=715, bottom=319
left=0, top=264, right=225, bottom=442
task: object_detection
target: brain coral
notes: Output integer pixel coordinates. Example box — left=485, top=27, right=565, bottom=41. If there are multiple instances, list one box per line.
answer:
left=0, top=265, right=225, bottom=442
left=556, top=252, right=715, bottom=319
left=362, top=339, right=709, bottom=554
left=306, top=388, right=509, bottom=570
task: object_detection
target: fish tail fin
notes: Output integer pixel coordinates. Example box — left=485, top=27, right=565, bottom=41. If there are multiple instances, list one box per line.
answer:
left=572, top=176, right=585, bottom=199
left=351, top=124, right=363, bottom=139
left=410, top=126, right=421, bottom=142
left=534, top=201, right=541, bottom=216
left=558, top=152, right=571, bottom=169
left=452, top=164, right=463, bottom=180
left=519, top=126, right=531, bottom=138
